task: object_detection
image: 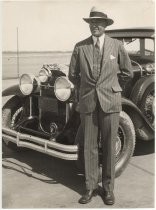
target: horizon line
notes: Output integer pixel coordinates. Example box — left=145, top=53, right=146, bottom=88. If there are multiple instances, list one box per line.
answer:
left=2, top=50, right=72, bottom=53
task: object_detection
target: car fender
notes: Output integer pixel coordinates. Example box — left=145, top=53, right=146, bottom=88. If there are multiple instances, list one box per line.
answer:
left=130, top=75, right=154, bottom=106
left=2, top=84, right=40, bottom=97
left=2, top=84, right=24, bottom=97
left=122, top=97, right=154, bottom=141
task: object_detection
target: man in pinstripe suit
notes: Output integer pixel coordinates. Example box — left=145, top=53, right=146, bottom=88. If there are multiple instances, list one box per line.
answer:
left=69, top=6, right=133, bottom=205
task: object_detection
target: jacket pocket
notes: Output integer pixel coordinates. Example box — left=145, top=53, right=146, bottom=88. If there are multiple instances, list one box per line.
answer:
left=112, top=85, right=122, bottom=92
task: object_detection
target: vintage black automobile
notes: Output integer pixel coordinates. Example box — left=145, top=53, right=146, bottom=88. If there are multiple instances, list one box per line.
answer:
left=2, top=27, right=154, bottom=178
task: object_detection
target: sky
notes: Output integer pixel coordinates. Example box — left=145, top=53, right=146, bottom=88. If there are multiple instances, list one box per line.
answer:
left=2, top=0, right=155, bottom=51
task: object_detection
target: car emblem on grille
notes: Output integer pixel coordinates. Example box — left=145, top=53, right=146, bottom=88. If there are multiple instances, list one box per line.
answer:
left=50, top=122, right=58, bottom=140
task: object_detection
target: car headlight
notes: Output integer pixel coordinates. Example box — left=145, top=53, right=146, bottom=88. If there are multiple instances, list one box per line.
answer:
left=144, top=63, right=155, bottom=73
left=19, top=74, right=38, bottom=95
left=39, top=68, right=51, bottom=83
left=54, top=76, right=74, bottom=101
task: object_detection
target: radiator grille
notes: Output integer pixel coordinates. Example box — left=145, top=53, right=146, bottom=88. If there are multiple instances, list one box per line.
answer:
left=38, top=97, right=58, bottom=113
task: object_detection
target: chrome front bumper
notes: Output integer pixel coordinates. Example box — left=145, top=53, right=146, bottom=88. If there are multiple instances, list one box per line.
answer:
left=2, top=127, right=78, bottom=160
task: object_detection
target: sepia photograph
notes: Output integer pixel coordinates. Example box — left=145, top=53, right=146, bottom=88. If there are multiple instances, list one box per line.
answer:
left=2, top=0, right=155, bottom=208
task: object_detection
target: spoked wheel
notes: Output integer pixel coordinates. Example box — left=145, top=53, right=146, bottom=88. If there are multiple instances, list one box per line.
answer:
left=10, top=107, right=24, bottom=129
left=130, top=77, right=154, bottom=127
left=2, top=96, right=26, bottom=151
left=140, top=84, right=154, bottom=127
left=115, top=111, right=135, bottom=177
left=115, top=135, right=123, bottom=162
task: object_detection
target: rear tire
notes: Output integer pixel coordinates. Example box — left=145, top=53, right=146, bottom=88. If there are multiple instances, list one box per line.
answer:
left=139, top=83, right=154, bottom=126
left=130, top=76, right=154, bottom=126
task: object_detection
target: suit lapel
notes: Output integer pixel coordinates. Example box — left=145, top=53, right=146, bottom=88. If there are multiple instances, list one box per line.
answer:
left=82, top=36, right=93, bottom=71
left=82, top=35, right=114, bottom=73
left=101, top=35, right=114, bottom=68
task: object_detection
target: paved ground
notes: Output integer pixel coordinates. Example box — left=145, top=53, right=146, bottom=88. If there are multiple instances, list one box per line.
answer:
left=2, top=141, right=155, bottom=208
left=2, top=79, right=155, bottom=208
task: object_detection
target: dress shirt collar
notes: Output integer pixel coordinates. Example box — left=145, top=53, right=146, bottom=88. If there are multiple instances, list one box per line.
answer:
left=92, top=33, right=105, bottom=51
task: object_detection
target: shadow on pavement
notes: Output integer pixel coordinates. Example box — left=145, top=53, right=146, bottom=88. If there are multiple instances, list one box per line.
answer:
left=133, top=139, right=154, bottom=156
left=2, top=143, right=85, bottom=195
left=2, top=137, right=154, bottom=195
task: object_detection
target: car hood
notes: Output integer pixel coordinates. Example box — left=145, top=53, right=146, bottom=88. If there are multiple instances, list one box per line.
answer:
left=129, top=55, right=154, bottom=65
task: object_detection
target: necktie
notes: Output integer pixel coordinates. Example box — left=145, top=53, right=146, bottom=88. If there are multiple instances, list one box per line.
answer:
left=93, top=37, right=101, bottom=80
left=95, top=37, right=100, bottom=54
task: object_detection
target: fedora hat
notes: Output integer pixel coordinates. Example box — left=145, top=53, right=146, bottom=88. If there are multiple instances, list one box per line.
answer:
left=83, top=6, right=114, bottom=26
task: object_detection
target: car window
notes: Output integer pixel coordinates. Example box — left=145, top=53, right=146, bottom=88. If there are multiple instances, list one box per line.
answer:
left=145, top=38, right=154, bottom=56
left=123, top=38, right=140, bottom=55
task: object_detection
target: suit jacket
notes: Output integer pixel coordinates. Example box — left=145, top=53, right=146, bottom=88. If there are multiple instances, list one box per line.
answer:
left=69, top=35, right=133, bottom=113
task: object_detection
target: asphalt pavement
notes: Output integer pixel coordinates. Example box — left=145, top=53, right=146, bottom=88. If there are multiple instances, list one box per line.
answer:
left=2, top=79, right=155, bottom=208
left=2, top=136, right=154, bottom=208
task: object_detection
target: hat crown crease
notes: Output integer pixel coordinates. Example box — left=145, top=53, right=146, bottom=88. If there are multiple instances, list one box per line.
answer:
left=90, top=11, right=107, bottom=18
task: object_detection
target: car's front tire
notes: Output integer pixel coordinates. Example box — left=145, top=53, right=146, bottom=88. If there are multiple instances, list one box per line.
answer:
left=2, top=96, right=25, bottom=151
left=115, top=111, right=135, bottom=177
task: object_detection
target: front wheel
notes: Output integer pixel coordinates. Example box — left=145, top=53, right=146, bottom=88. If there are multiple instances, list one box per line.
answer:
left=2, top=96, right=26, bottom=151
left=76, top=111, right=136, bottom=178
left=115, top=111, right=135, bottom=177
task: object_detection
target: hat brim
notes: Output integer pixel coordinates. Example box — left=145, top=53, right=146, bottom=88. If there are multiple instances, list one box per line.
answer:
left=83, top=17, right=114, bottom=26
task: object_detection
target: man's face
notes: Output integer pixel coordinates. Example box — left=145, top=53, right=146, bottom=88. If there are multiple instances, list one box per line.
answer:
left=89, top=19, right=107, bottom=37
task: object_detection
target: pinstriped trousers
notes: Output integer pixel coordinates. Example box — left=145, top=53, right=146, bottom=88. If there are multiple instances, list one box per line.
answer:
left=80, top=101, right=119, bottom=191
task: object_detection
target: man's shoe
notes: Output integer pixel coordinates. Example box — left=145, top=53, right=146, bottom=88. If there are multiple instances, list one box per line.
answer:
left=103, top=191, right=115, bottom=205
left=79, top=189, right=97, bottom=204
